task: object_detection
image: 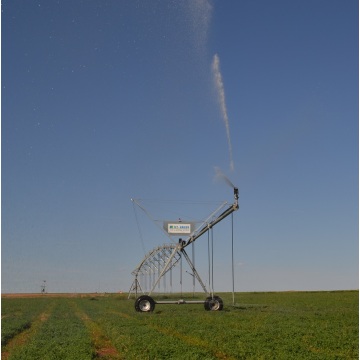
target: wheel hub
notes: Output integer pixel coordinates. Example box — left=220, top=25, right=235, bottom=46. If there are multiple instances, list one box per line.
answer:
left=139, top=300, right=151, bottom=311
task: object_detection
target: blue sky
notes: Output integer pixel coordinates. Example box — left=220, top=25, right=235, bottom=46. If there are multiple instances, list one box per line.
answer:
left=2, top=0, right=358, bottom=293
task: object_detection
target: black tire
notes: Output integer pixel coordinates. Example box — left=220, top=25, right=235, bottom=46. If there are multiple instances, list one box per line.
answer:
left=204, top=296, right=223, bottom=311
left=135, top=295, right=156, bottom=312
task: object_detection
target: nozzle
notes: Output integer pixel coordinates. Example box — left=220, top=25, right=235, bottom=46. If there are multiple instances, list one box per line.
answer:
left=234, top=187, right=239, bottom=200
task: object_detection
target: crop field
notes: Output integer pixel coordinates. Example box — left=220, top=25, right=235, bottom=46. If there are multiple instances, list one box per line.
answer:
left=1, top=291, right=358, bottom=359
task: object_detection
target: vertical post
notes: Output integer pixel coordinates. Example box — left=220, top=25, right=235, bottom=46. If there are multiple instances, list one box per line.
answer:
left=232, top=212, right=235, bottom=306
left=208, top=230, right=211, bottom=294
left=158, top=253, right=161, bottom=291
left=135, top=275, right=138, bottom=297
left=180, top=251, right=183, bottom=297
left=170, top=263, right=173, bottom=293
left=211, top=227, right=214, bottom=297
left=163, top=267, right=166, bottom=295
left=192, top=242, right=195, bottom=297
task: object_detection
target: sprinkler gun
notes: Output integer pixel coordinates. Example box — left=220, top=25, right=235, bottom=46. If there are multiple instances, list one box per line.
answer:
left=234, top=187, right=239, bottom=203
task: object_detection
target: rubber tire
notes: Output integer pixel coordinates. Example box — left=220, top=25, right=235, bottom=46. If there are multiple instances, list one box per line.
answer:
left=135, top=295, right=156, bottom=312
left=204, top=296, right=224, bottom=311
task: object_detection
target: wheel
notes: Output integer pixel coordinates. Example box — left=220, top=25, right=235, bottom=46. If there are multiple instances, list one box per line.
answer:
left=204, top=296, right=223, bottom=311
left=135, top=295, right=155, bottom=312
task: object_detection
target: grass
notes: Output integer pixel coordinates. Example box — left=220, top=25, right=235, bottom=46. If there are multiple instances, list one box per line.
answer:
left=1, top=297, right=49, bottom=346
left=1, top=291, right=358, bottom=359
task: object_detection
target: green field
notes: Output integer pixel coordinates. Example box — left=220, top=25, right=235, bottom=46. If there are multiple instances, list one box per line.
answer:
left=1, top=291, right=358, bottom=359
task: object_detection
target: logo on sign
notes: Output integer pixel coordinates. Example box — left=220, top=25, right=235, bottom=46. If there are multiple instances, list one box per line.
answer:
left=168, top=224, right=191, bottom=234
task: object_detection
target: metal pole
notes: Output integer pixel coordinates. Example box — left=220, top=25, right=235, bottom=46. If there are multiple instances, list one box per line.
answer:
left=170, top=263, right=173, bottom=294
left=207, top=230, right=211, bottom=293
left=232, top=212, right=235, bottom=306
left=211, top=228, right=214, bottom=297
left=192, top=242, right=195, bottom=297
left=180, top=252, right=183, bottom=297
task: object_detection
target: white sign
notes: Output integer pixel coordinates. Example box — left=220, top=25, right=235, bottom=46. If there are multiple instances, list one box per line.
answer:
left=167, top=223, right=192, bottom=234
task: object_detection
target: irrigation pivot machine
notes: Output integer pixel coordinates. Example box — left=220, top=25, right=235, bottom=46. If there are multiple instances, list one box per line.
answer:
left=129, top=185, right=239, bottom=312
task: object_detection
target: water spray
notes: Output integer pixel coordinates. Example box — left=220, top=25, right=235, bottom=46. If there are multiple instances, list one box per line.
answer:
left=214, top=166, right=236, bottom=189
left=212, top=53, right=234, bottom=172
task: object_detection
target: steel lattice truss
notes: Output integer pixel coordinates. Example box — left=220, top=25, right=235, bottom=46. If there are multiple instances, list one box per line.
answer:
left=131, top=243, right=181, bottom=278
left=129, top=241, right=207, bottom=298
